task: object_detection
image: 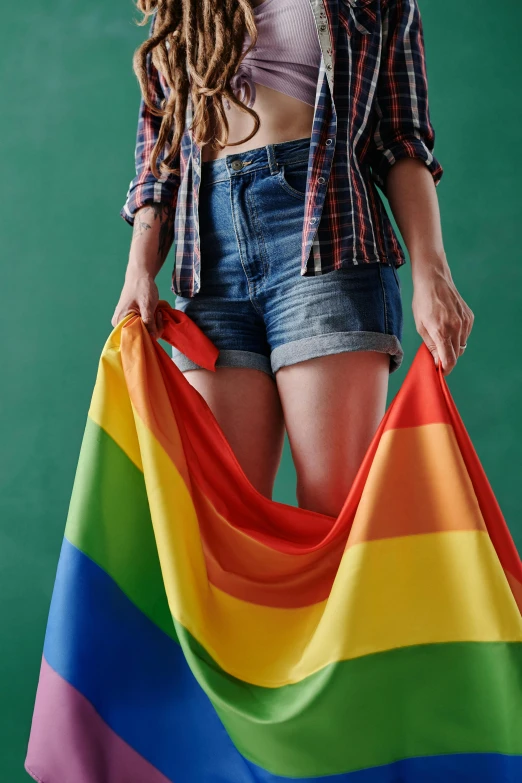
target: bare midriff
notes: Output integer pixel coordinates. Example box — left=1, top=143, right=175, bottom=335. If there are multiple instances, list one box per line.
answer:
left=201, top=84, right=315, bottom=162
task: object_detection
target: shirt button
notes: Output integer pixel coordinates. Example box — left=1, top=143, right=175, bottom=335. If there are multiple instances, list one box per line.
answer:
left=326, top=64, right=332, bottom=70
left=317, top=177, right=326, bottom=184
left=310, top=217, right=318, bottom=223
left=320, top=24, right=326, bottom=31
left=325, top=138, right=333, bottom=146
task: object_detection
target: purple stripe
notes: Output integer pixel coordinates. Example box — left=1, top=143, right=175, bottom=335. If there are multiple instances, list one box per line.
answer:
left=25, top=656, right=172, bottom=783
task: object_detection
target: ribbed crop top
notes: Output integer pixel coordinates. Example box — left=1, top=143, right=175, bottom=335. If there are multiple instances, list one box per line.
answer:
left=224, top=0, right=322, bottom=110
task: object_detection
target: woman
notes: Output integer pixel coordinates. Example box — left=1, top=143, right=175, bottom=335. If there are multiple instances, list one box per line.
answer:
left=113, top=0, right=474, bottom=516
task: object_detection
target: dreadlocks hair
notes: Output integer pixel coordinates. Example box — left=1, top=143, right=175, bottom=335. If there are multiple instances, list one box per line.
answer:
left=132, top=0, right=260, bottom=180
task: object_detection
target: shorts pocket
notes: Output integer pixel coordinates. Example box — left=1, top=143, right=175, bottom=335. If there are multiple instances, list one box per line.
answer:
left=277, top=160, right=309, bottom=200
left=391, top=263, right=402, bottom=294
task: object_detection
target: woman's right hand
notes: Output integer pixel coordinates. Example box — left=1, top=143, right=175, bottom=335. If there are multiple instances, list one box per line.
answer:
left=111, top=274, right=163, bottom=339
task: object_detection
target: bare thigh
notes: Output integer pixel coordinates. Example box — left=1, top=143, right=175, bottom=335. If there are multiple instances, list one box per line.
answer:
left=275, top=351, right=390, bottom=518
left=180, top=367, right=286, bottom=499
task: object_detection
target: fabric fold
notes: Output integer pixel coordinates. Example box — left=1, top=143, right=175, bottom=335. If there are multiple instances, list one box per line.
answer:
left=25, top=303, right=522, bottom=782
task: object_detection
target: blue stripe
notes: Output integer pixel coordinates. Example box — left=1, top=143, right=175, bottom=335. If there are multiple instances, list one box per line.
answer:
left=43, top=537, right=522, bottom=783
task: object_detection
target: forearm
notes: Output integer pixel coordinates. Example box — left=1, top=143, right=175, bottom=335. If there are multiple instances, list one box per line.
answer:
left=125, top=202, right=175, bottom=282
left=385, top=157, right=448, bottom=281
left=385, top=156, right=474, bottom=374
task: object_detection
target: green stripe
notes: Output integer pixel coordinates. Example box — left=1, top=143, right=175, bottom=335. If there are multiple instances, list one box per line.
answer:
left=65, top=416, right=178, bottom=643
left=65, top=417, right=522, bottom=777
left=194, top=637, right=522, bottom=776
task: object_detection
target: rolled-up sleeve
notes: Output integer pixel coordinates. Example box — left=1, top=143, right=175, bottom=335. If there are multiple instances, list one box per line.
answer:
left=119, top=14, right=180, bottom=227
left=368, top=0, right=443, bottom=195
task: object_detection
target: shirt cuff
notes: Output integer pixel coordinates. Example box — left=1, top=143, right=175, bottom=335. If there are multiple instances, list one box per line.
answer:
left=119, top=179, right=179, bottom=226
left=370, top=136, right=444, bottom=195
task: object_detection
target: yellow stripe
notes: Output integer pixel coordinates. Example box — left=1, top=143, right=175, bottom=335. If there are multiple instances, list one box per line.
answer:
left=88, top=320, right=143, bottom=471
left=134, top=410, right=522, bottom=688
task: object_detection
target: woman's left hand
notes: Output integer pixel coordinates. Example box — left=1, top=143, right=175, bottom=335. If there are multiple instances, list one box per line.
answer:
left=411, top=257, right=474, bottom=376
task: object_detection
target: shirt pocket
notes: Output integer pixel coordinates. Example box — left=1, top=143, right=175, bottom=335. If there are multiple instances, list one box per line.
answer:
left=339, top=0, right=379, bottom=36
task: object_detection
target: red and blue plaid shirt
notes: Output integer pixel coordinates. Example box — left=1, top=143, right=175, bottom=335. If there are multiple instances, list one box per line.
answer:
left=120, top=0, right=443, bottom=298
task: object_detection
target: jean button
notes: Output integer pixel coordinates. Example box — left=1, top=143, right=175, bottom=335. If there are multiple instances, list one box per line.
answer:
left=231, top=160, right=244, bottom=171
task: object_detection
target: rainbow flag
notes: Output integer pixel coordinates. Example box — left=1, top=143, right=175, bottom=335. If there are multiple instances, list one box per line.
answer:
left=25, top=302, right=522, bottom=782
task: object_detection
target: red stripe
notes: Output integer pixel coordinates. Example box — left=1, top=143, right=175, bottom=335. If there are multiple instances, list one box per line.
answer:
left=115, top=308, right=522, bottom=610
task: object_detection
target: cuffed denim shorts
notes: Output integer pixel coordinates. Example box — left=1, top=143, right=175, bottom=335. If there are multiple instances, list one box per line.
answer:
left=172, top=136, right=404, bottom=379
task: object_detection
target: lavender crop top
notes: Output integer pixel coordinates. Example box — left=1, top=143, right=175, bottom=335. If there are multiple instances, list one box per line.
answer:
left=225, top=0, right=322, bottom=110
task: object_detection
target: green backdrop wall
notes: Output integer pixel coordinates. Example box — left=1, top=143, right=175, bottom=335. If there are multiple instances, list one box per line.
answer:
left=1, top=1, right=520, bottom=779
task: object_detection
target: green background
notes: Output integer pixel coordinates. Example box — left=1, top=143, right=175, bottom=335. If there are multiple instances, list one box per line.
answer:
left=1, top=1, right=520, bottom=779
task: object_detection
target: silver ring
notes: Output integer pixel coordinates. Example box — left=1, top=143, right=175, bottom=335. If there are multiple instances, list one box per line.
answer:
left=460, top=343, right=467, bottom=350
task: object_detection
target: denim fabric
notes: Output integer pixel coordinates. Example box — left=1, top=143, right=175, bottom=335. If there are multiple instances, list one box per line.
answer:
left=172, top=136, right=404, bottom=380
left=120, top=3, right=443, bottom=298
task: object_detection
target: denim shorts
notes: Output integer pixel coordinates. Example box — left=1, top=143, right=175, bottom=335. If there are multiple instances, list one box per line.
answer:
left=172, top=136, right=404, bottom=379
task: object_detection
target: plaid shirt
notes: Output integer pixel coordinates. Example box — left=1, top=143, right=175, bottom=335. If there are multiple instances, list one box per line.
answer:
left=120, top=0, right=443, bottom=297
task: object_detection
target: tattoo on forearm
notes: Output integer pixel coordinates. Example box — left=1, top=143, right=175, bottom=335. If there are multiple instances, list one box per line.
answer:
left=133, top=212, right=152, bottom=237
left=134, top=203, right=175, bottom=264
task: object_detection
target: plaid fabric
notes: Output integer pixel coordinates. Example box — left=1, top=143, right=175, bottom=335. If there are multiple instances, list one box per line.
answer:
left=120, top=0, right=443, bottom=297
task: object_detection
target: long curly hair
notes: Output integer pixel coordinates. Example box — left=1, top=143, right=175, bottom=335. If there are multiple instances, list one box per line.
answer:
left=132, top=0, right=260, bottom=179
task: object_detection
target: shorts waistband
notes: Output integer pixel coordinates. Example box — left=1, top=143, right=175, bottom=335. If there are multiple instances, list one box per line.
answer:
left=200, top=136, right=312, bottom=181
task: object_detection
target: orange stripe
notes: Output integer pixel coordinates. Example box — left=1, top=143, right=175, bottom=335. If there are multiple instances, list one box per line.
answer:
left=117, top=318, right=506, bottom=609
left=346, top=421, right=486, bottom=548
left=436, top=352, right=522, bottom=586
left=382, top=341, right=522, bottom=608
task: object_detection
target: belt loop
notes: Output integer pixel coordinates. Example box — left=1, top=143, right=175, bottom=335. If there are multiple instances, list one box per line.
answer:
left=267, top=144, right=279, bottom=175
